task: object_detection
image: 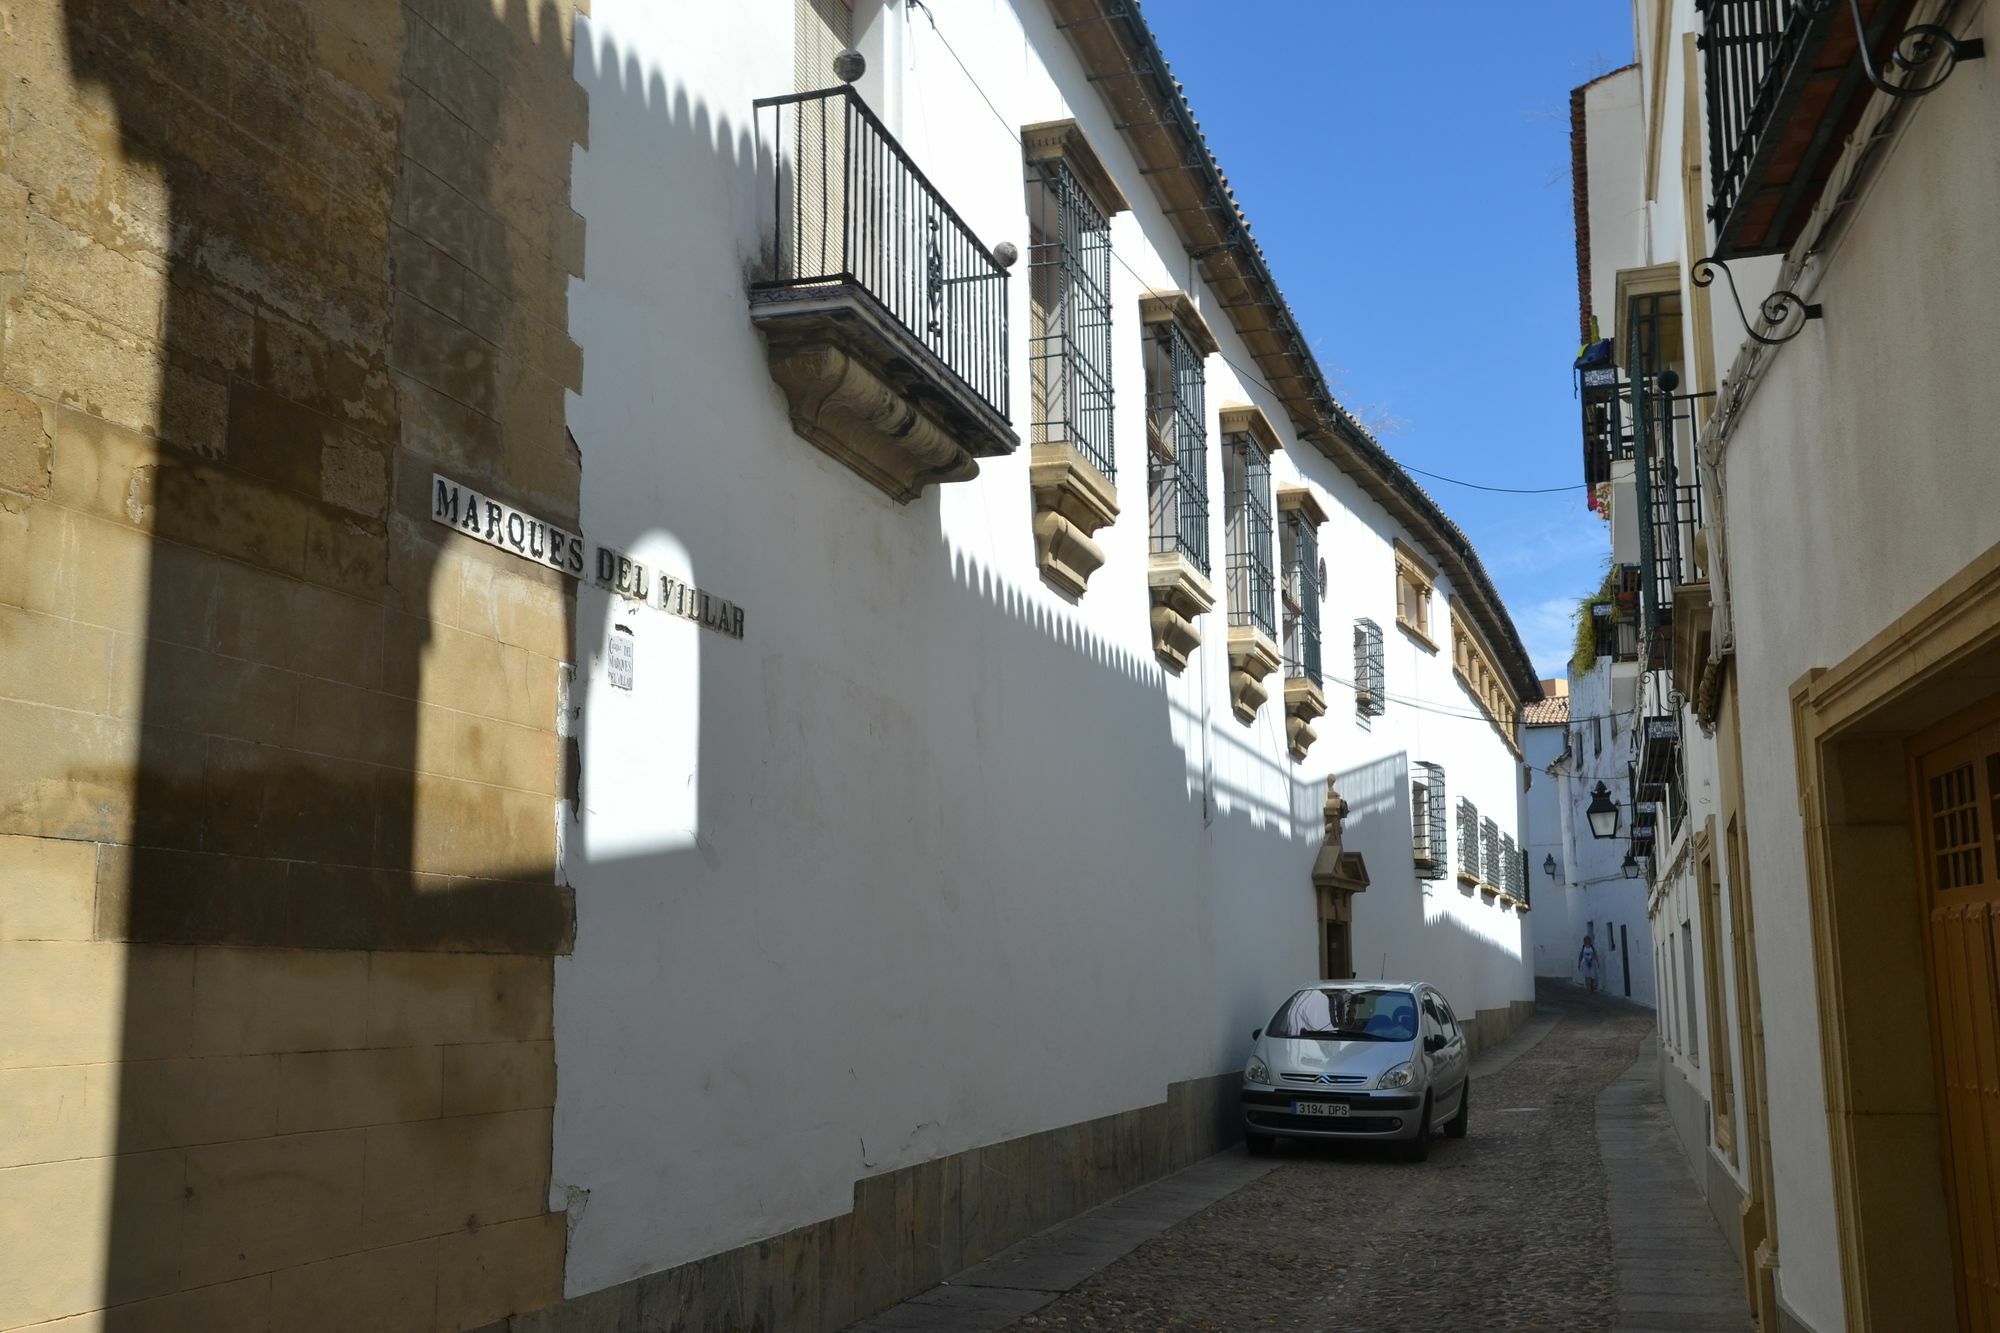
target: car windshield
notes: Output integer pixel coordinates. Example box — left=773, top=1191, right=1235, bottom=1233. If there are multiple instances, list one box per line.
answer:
left=1266, top=987, right=1418, bottom=1042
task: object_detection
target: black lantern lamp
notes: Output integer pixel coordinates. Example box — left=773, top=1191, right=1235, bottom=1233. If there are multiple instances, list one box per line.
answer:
left=1543, top=854, right=1558, bottom=880
left=1622, top=849, right=1641, bottom=880
left=1586, top=781, right=1621, bottom=840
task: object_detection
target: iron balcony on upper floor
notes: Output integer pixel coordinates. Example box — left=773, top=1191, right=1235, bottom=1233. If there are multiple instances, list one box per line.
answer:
left=1698, top=0, right=1986, bottom=259
left=750, top=84, right=1017, bottom=503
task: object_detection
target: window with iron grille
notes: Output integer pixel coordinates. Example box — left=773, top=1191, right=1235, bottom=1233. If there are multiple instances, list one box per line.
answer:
left=1481, top=817, right=1501, bottom=888
left=1354, top=618, right=1385, bottom=720
left=1500, top=833, right=1518, bottom=896
left=1028, top=160, right=1115, bottom=480
left=1223, top=431, right=1274, bottom=638
left=1412, top=762, right=1446, bottom=879
left=1280, top=511, right=1322, bottom=685
left=1145, top=319, right=1208, bottom=573
left=1456, top=798, right=1479, bottom=878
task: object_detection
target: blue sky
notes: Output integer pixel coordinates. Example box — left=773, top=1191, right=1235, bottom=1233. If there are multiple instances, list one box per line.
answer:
left=1142, top=1, right=1635, bottom=680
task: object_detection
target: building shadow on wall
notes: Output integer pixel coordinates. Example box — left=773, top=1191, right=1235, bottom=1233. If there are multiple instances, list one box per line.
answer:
left=49, top=0, right=583, bottom=1326
left=546, top=31, right=1342, bottom=1319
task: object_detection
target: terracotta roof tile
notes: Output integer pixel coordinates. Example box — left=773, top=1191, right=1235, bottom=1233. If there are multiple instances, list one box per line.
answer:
left=1523, top=695, right=1571, bottom=726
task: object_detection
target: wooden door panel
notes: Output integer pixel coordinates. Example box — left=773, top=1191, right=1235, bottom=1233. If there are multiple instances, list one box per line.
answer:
left=1915, top=724, right=2000, bottom=1331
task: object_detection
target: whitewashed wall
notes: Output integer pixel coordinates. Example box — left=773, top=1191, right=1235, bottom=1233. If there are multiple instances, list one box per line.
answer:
left=1522, top=721, right=1575, bottom=978
left=554, top=0, right=1534, bottom=1300
left=1707, top=24, right=2000, bottom=1328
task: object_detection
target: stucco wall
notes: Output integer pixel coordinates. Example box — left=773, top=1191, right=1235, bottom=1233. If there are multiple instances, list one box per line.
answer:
left=1716, top=37, right=2000, bottom=1329
left=554, top=0, right=1535, bottom=1301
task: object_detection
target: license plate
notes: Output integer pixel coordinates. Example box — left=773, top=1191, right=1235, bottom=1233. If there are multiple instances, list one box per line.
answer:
left=1291, top=1100, right=1350, bottom=1118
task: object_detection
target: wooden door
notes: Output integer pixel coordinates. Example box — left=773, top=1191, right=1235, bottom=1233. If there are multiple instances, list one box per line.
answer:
left=1323, top=919, right=1351, bottom=981
left=1914, top=718, right=2000, bottom=1331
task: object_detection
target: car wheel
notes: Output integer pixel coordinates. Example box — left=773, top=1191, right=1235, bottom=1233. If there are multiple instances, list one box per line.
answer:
left=1444, top=1080, right=1470, bottom=1139
left=1245, top=1131, right=1275, bottom=1157
left=1402, top=1095, right=1432, bottom=1161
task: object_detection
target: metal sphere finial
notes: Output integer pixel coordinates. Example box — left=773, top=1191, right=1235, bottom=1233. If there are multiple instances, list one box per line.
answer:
left=833, top=48, right=866, bottom=83
left=991, top=241, right=1018, bottom=270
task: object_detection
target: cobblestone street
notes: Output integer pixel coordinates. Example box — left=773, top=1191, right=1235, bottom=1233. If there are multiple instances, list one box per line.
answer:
left=856, top=987, right=1750, bottom=1333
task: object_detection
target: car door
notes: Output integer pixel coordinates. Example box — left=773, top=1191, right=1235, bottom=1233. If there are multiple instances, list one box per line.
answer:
left=1434, top=991, right=1469, bottom=1099
left=1416, top=990, right=1451, bottom=1115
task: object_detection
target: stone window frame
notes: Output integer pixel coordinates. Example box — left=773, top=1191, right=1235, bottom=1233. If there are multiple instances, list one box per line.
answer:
left=1138, top=292, right=1220, bottom=671
left=1393, top=538, right=1438, bottom=650
left=1024, top=119, right=1125, bottom=480
left=1216, top=403, right=1284, bottom=726
left=1450, top=598, right=1521, bottom=757
left=1022, top=119, right=1129, bottom=598
left=1412, top=760, right=1446, bottom=879
left=1140, top=291, right=1218, bottom=572
left=1354, top=617, right=1386, bottom=723
left=1455, top=796, right=1480, bottom=887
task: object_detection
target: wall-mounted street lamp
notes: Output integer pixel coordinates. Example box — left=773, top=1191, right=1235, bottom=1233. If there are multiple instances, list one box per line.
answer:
left=1586, top=782, right=1621, bottom=840
left=1543, top=854, right=1558, bottom=880
left=1622, top=850, right=1641, bottom=880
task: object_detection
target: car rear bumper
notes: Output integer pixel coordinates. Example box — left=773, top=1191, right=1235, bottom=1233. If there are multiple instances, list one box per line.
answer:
left=1241, top=1088, right=1423, bottom=1140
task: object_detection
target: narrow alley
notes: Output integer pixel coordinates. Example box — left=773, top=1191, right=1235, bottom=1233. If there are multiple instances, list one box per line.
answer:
left=853, top=986, right=1749, bottom=1332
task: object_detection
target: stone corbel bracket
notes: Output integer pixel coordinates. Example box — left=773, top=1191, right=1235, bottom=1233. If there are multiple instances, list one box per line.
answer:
left=1226, top=623, right=1282, bottom=725
left=1147, top=551, right=1214, bottom=671
left=1031, top=442, right=1119, bottom=597
left=1284, top=676, right=1326, bottom=762
left=752, top=295, right=1017, bottom=504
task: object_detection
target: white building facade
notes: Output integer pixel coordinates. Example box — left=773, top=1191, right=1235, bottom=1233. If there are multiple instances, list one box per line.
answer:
left=1571, top=3, right=2000, bottom=1330
left=531, top=0, right=1542, bottom=1325
left=1524, top=671, right=1656, bottom=1007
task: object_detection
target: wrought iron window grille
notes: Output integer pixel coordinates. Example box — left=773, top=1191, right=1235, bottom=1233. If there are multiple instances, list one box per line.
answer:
left=1691, top=257, right=1820, bottom=346
left=1224, top=432, right=1275, bottom=639
left=1145, top=320, right=1209, bottom=573
left=1500, top=832, right=1519, bottom=897
left=1029, top=159, right=1115, bottom=480
left=1354, top=618, right=1386, bottom=719
left=1481, top=816, right=1501, bottom=890
left=1413, top=762, right=1447, bottom=880
left=753, top=85, right=1011, bottom=420
left=1457, top=797, right=1480, bottom=880
left=1281, top=512, right=1322, bottom=685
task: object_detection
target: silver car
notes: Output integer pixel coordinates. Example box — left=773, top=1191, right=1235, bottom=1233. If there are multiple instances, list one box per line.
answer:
left=1239, top=980, right=1471, bottom=1160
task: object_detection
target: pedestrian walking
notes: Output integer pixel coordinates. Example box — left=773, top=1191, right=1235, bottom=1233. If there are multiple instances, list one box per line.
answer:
left=1579, top=933, right=1599, bottom=992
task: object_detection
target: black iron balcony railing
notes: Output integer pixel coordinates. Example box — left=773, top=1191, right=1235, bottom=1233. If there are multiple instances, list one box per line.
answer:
left=1640, top=714, right=1681, bottom=787
left=1642, top=389, right=1711, bottom=608
left=1697, top=0, right=1979, bottom=258
left=754, top=85, right=1010, bottom=420
left=1582, top=371, right=1636, bottom=486
left=1591, top=602, right=1640, bottom=664
left=1700, top=0, right=1816, bottom=255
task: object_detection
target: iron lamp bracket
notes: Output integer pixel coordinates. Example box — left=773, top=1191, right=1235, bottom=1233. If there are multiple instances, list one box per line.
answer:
left=1692, top=257, right=1822, bottom=346
left=1809, top=0, right=1985, bottom=98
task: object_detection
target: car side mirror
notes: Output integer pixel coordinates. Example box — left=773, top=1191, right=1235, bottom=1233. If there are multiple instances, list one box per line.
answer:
left=1251, top=1027, right=1262, bottom=1041
left=1424, top=1034, right=1446, bottom=1053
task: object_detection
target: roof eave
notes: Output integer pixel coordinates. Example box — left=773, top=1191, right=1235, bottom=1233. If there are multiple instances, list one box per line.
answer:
left=1048, top=0, right=1543, bottom=701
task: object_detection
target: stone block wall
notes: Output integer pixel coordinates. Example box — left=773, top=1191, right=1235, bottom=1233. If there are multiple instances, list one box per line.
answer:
left=477, top=1072, right=1245, bottom=1333
left=0, top=1, right=585, bottom=1328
